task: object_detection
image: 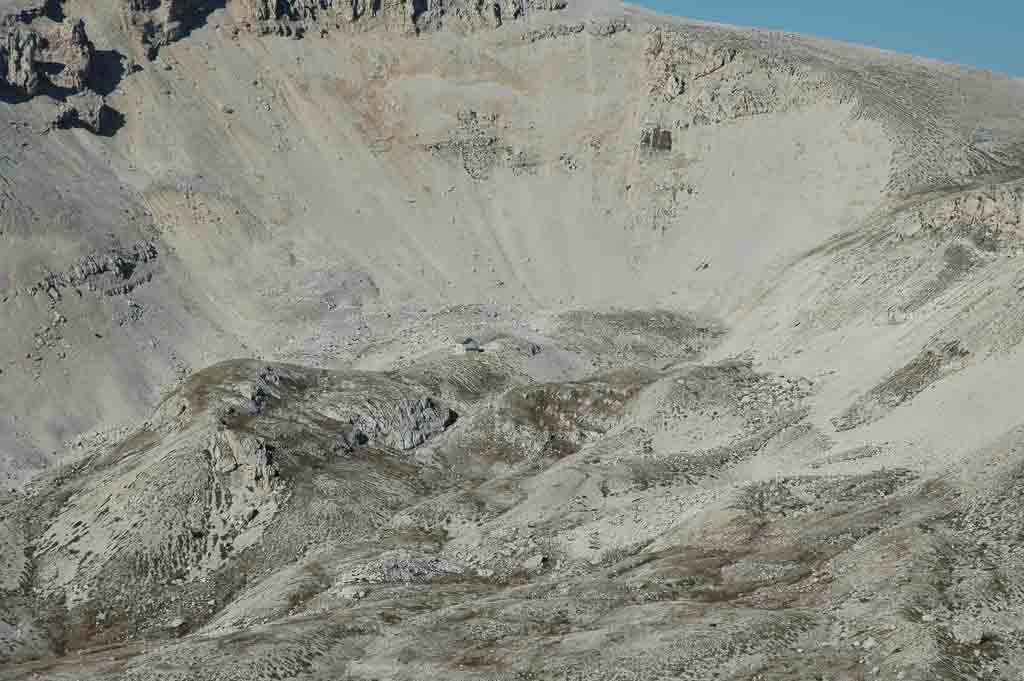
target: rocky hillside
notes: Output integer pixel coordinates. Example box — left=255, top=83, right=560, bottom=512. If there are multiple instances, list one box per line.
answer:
left=3, top=1, right=1024, bottom=679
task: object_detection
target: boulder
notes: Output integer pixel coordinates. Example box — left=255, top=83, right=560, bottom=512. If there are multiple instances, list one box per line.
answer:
left=52, top=91, right=107, bottom=132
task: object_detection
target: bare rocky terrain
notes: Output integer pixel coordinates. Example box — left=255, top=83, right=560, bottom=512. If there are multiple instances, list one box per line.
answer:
left=3, top=0, right=1024, bottom=679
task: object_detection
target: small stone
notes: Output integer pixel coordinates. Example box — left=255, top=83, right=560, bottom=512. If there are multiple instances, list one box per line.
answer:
left=523, top=554, right=547, bottom=572
left=339, top=585, right=367, bottom=600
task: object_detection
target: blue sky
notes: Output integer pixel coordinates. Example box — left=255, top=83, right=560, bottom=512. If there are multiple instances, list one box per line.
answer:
left=633, top=1, right=1024, bottom=76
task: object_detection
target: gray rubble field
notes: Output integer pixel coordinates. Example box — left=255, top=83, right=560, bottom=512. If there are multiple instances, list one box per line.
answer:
left=3, top=1, right=1024, bottom=679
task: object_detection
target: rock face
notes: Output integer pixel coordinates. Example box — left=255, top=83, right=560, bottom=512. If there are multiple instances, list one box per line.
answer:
left=0, top=22, right=39, bottom=93
left=237, top=0, right=567, bottom=34
left=0, top=10, right=95, bottom=94
left=124, top=0, right=216, bottom=57
left=51, top=89, right=106, bottom=130
left=902, top=183, right=1024, bottom=249
left=642, top=26, right=841, bottom=133
left=23, top=241, right=159, bottom=297
left=38, top=18, right=93, bottom=90
left=645, top=29, right=738, bottom=102
left=395, top=397, right=457, bottom=449
left=326, top=386, right=458, bottom=450
left=120, top=0, right=570, bottom=52
left=206, top=428, right=278, bottom=491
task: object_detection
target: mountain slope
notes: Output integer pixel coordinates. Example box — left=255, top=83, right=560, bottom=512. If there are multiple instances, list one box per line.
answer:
left=2, top=0, right=1022, bottom=483
left=3, top=1, right=1024, bottom=679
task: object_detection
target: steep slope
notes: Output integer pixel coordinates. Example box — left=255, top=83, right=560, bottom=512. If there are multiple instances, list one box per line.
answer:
left=4, top=0, right=1022, bottom=484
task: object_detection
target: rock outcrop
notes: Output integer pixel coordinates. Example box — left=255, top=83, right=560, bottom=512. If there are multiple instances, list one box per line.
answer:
left=0, top=8, right=94, bottom=94
left=642, top=27, right=849, bottom=133
left=21, top=241, right=159, bottom=298
left=124, top=0, right=220, bottom=58
left=0, top=2, right=110, bottom=131
left=51, top=89, right=107, bottom=131
left=118, top=0, right=571, bottom=50
left=37, top=17, right=94, bottom=91
left=897, top=182, right=1024, bottom=252
left=0, top=22, right=38, bottom=93
left=236, top=0, right=568, bottom=36
left=645, top=29, right=738, bottom=102
left=206, top=428, right=278, bottom=492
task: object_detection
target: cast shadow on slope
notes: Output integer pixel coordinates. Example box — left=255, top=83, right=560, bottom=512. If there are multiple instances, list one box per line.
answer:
left=0, top=54, right=128, bottom=134
left=138, top=0, right=227, bottom=59
left=86, top=49, right=127, bottom=97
